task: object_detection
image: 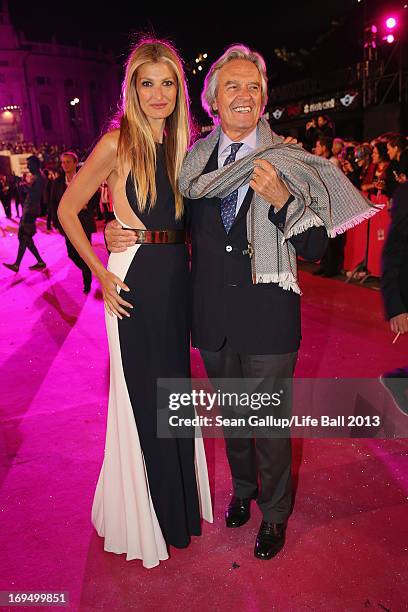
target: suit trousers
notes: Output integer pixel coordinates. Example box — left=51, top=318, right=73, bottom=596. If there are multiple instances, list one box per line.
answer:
left=65, top=230, right=92, bottom=288
left=200, top=341, right=297, bottom=523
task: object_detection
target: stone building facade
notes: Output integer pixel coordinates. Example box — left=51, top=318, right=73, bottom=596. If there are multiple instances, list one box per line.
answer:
left=0, top=1, right=120, bottom=147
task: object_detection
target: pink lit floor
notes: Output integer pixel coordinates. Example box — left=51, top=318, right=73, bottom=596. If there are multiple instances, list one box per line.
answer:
left=0, top=214, right=407, bottom=611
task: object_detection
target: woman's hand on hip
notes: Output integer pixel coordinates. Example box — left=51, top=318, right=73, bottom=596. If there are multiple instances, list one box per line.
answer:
left=99, top=269, right=133, bottom=319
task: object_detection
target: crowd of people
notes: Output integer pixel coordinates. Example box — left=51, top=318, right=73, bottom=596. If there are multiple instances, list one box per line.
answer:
left=301, top=116, right=408, bottom=277
left=1, top=148, right=111, bottom=293
left=0, top=141, right=91, bottom=227
left=0, top=141, right=87, bottom=165
left=305, top=117, right=407, bottom=198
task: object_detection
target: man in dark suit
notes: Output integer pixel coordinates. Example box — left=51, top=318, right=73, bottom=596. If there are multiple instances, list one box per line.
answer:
left=105, top=45, right=328, bottom=560
left=50, top=151, right=97, bottom=293
left=380, top=183, right=408, bottom=415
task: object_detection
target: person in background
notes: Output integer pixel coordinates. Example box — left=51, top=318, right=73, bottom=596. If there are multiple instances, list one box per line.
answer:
left=380, top=182, right=408, bottom=416
left=42, top=168, right=54, bottom=230
left=315, top=136, right=341, bottom=168
left=305, top=117, right=318, bottom=151
left=99, top=181, right=114, bottom=222
left=3, top=156, right=46, bottom=272
left=9, top=173, right=22, bottom=217
left=50, top=151, right=96, bottom=293
left=316, top=114, right=335, bottom=139
left=361, top=142, right=390, bottom=199
left=340, top=145, right=359, bottom=186
left=0, top=174, right=12, bottom=219
left=332, top=137, right=344, bottom=163
left=17, top=173, right=29, bottom=215
left=354, top=144, right=375, bottom=190
left=313, top=136, right=345, bottom=276
left=386, top=135, right=408, bottom=194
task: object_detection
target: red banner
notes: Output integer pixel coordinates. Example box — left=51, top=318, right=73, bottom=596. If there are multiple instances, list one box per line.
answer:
left=367, top=194, right=390, bottom=277
left=344, top=193, right=390, bottom=277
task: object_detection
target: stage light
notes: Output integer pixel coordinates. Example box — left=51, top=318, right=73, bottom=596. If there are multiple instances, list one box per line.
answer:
left=203, top=53, right=208, bottom=58
left=371, top=25, right=377, bottom=33
left=198, top=65, right=203, bottom=71
left=385, top=17, right=396, bottom=29
left=381, top=16, right=398, bottom=44
left=0, top=104, right=20, bottom=111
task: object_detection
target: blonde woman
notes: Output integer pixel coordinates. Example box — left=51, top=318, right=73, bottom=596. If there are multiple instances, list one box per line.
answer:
left=58, top=38, right=212, bottom=568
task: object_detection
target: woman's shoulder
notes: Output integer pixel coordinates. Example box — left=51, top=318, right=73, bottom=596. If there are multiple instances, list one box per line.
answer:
left=99, top=129, right=120, bottom=152
left=88, top=130, right=121, bottom=172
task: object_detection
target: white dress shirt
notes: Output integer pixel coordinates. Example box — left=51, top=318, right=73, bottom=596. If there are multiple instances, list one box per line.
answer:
left=218, top=126, right=257, bottom=217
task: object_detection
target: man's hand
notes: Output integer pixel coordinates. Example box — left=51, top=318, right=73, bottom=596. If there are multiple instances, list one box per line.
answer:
left=249, top=159, right=290, bottom=210
left=283, top=136, right=299, bottom=146
left=105, top=219, right=137, bottom=252
left=390, top=313, right=408, bottom=334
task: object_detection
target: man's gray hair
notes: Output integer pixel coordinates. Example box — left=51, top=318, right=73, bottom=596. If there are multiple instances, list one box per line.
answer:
left=201, top=44, right=268, bottom=120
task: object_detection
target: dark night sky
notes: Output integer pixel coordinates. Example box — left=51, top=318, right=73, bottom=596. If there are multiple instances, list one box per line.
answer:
left=9, top=1, right=362, bottom=66
left=6, top=0, right=406, bottom=115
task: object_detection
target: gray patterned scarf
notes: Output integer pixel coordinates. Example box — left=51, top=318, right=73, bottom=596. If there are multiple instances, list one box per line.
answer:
left=179, top=117, right=378, bottom=294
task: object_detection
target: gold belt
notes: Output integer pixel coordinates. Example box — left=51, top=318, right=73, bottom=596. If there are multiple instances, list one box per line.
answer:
left=123, top=229, right=187, bottom=244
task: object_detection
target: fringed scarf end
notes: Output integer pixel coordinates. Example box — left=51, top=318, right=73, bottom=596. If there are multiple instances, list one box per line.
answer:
left=282, top=217, right=325, bottom=243
left=253, top=272, right=302, bottom=295
left=329, top=205, right=381, bottom=237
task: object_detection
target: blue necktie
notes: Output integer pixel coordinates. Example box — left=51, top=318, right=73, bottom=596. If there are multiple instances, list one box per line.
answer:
left=220, top=142, right=243, bottom=233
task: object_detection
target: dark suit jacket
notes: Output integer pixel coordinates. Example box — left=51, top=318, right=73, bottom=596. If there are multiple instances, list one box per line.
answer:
left=188, top=144, right=328, bottom=354
left=381, top=183, right=408, bottom=319
left=22, top=172, right=45, bottom=219
left=18, top=172, right=45, bottom=237
left=50, top=174, right=97, bottom=235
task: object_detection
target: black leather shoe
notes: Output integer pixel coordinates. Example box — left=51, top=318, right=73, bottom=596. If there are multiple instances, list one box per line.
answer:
left=29, top=262, right=46, bottom=271
left=225, top=495, right=256, bottom=528
left=254, top=521, right=286, bottom=560
left=3, top=263, right=19, bottom=273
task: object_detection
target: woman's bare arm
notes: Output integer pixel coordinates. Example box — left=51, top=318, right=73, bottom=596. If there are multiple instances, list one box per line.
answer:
left=58, top=132, right=133, bottom=318
left=58, top=132, right=118, bottom=275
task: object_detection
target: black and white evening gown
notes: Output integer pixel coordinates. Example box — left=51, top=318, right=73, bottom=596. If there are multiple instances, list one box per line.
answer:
left=91, top=145, right=212, bottom=568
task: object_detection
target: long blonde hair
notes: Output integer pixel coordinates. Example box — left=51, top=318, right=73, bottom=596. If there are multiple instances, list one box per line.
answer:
left=116, top=38, right=190, bottom=219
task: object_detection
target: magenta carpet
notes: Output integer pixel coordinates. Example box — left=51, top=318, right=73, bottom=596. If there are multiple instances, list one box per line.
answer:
left=0, top=215, right=407, bottom=611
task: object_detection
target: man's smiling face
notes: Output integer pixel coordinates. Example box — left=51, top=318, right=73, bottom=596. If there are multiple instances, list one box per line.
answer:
left=212, top=59, right=264, bottom=140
